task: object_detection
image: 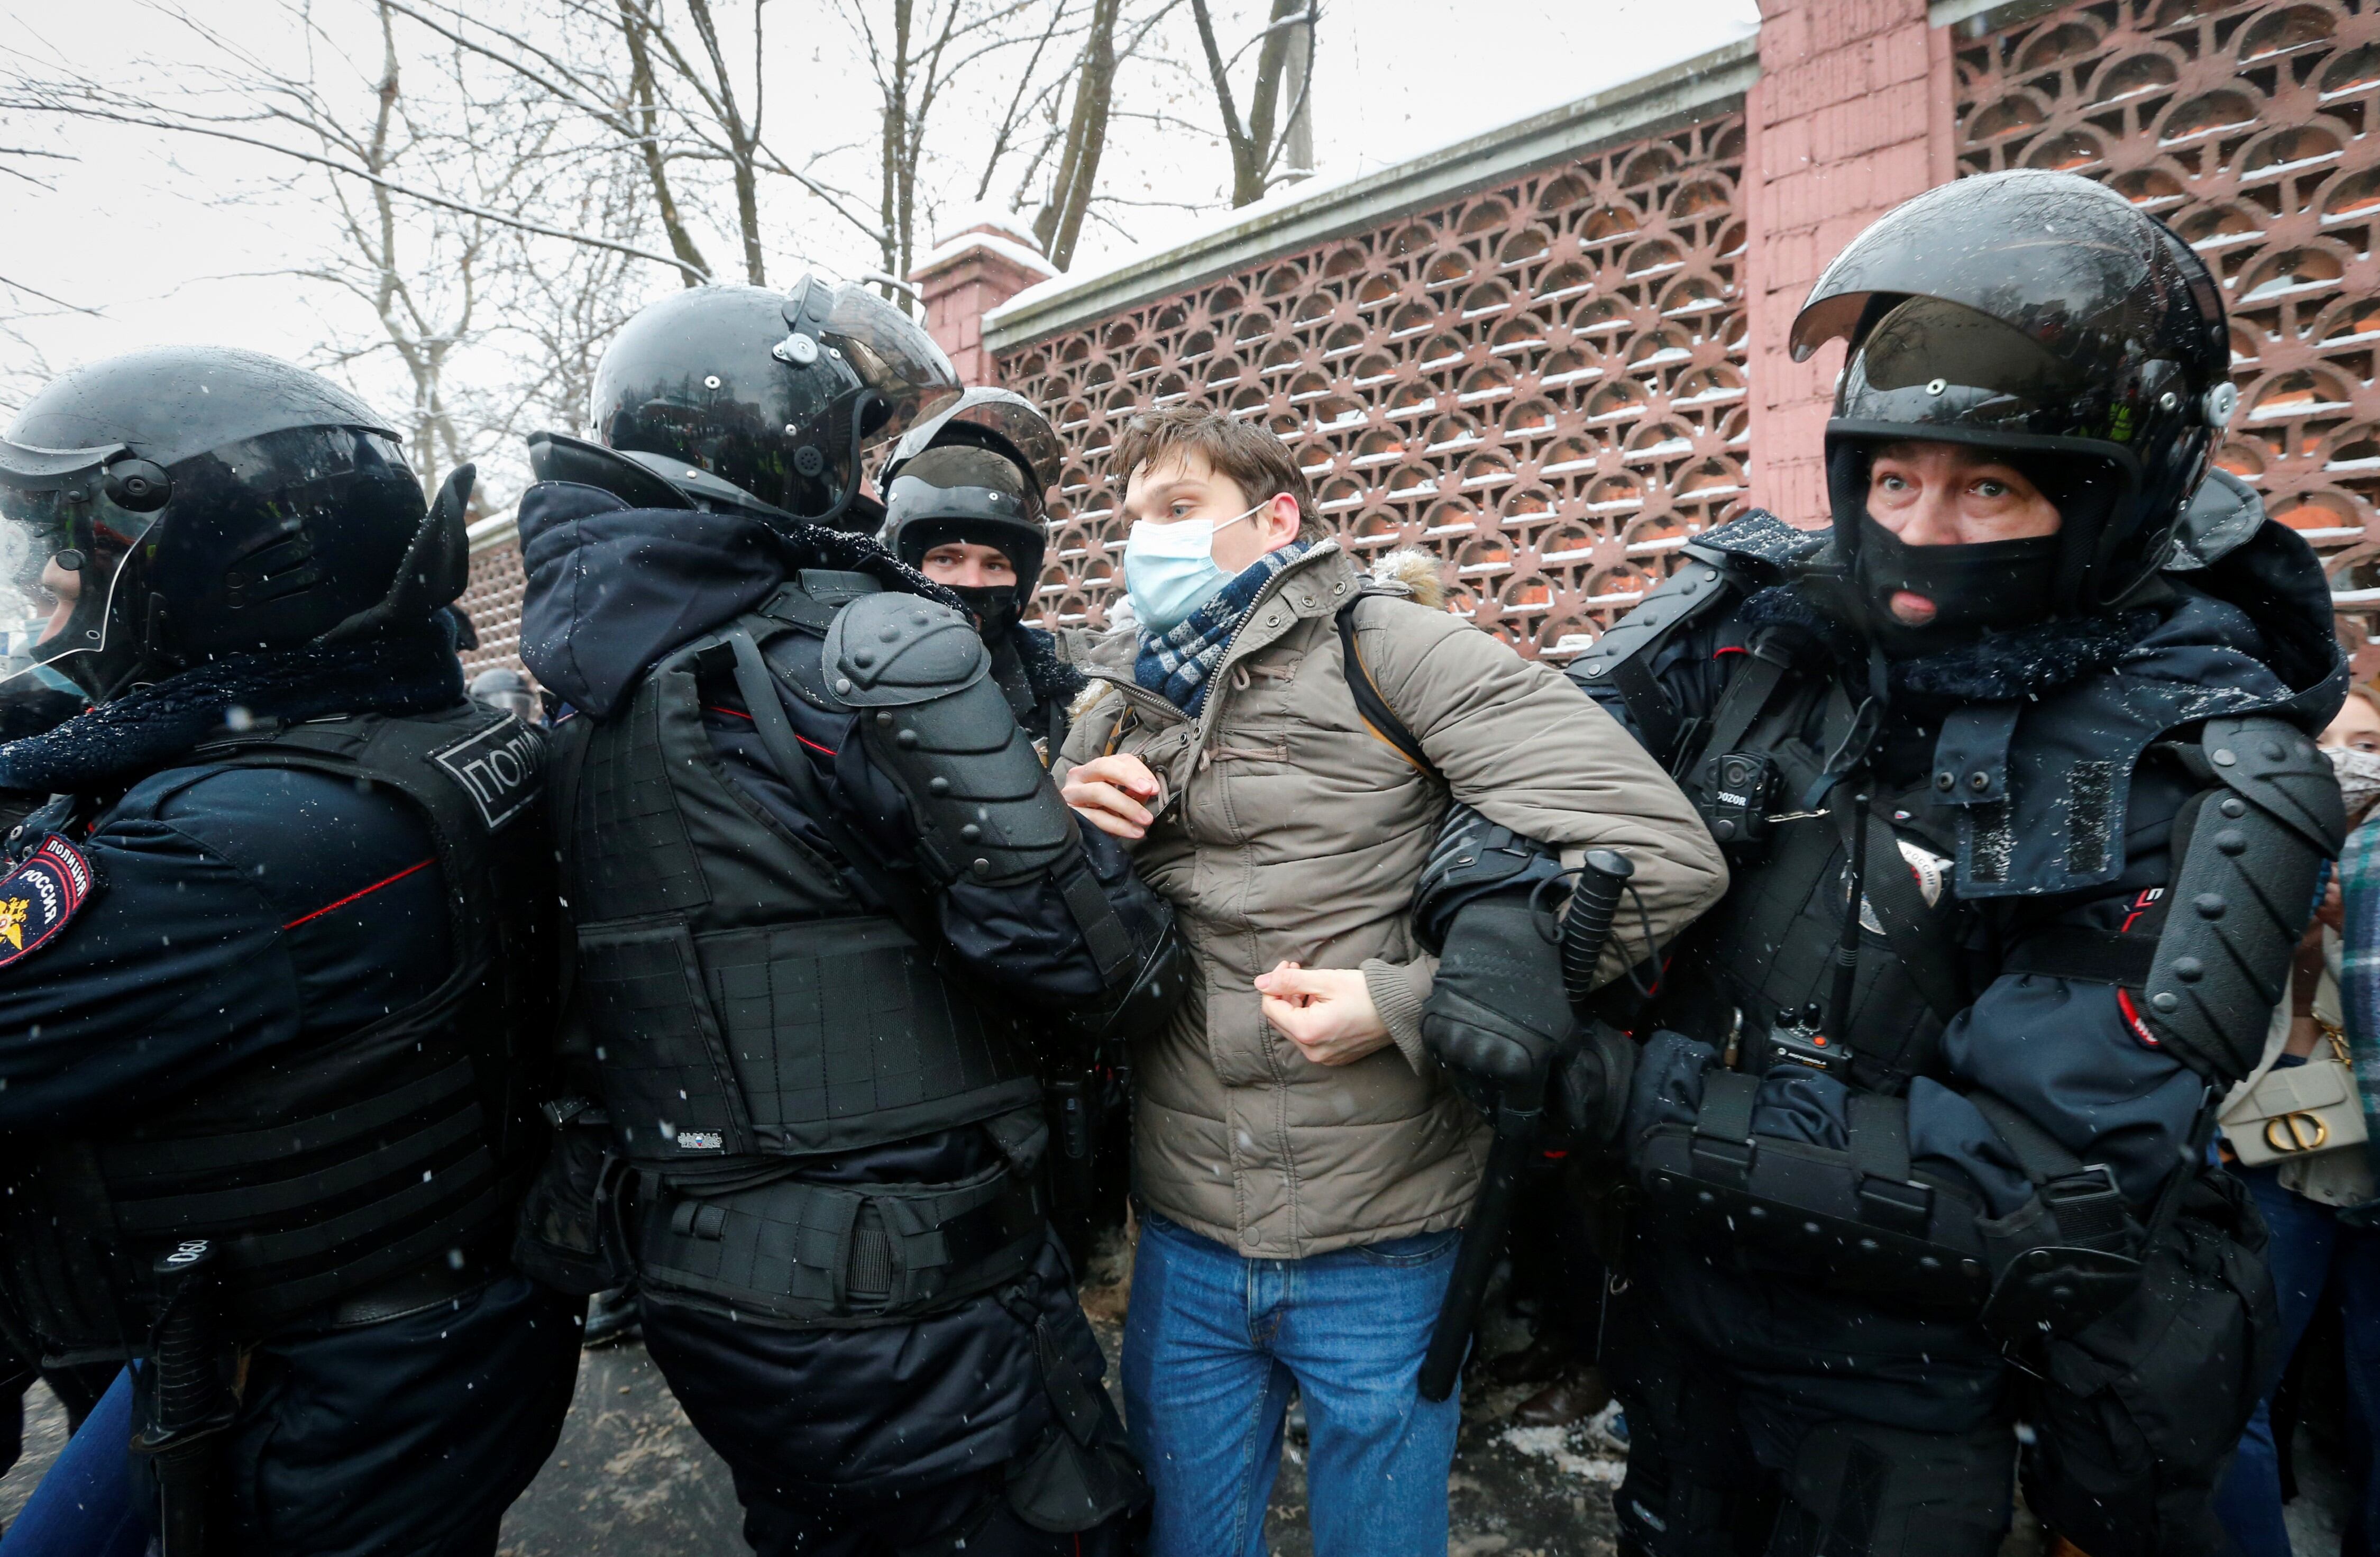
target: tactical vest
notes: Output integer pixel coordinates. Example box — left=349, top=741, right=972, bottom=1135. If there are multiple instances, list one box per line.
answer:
left=1618, top=626, right=2326, bottom=1335
left=1661, top=653, right=1968, bottom=1092
left=0, top=703, right=555, bottom=1365
left=1622, top=644, right=2025, bottom=1314
left=554, top=573, right=1045, bottom=1326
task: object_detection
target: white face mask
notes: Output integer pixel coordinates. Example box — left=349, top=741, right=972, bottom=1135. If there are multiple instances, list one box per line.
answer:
left=2328, top=745, right=2380, bottom=816
left=1122, top=502, right=1262, bottom=633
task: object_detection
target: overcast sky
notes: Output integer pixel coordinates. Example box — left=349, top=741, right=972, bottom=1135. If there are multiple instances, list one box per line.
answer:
left=0, top=0, right=1760, bottom=418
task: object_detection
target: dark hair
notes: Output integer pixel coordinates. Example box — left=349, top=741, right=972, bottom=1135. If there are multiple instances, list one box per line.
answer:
left=1111, top=406, right=1324, bottom=541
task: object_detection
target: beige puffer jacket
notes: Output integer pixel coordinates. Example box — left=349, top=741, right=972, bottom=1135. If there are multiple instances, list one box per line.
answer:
left=1056, top=541, right=1726, bottom=1258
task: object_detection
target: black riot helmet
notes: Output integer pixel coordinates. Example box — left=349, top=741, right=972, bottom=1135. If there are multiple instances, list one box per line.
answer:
left=580, top=278, right=960, bottom=530
left=0, top=347, right=448, bottom=701
left=878, top=387, right=1063, bottom=586
left=1791, top=169, right=2233, bottom=630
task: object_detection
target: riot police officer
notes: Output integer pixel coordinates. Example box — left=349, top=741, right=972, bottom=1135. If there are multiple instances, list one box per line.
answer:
left=0, top=347, right=576, bottom=1555
left=879, top=387, right=1088, bottom=755
left=512, top=279, right=1177, bottom=1555
left=1563, top=171, right=2345, bottom=1555
left=877, top=388, right=1135, bottom=1262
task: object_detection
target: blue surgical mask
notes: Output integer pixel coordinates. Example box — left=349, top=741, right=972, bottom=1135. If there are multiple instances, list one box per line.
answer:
left=1124, top=503, right=1260, bottom=632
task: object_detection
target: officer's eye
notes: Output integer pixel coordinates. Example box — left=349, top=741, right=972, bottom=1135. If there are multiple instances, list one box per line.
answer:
left=1973, top=478, right=2010, bottom=499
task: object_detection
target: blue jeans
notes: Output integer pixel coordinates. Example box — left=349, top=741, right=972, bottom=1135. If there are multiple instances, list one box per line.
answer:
left=2215, top=1163, right=2380, bottom=1557
left=1121, top=1210, right=1464, bottom=1557
left=0, top=1367, right=148, bottom=1557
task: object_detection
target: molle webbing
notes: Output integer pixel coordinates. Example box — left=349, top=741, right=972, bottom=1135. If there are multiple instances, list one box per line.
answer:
left=89, top=1056, right=505, bottom=1332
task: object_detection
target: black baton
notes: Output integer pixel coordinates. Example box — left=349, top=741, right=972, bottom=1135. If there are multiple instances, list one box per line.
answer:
left=138, top=1240, right=236, bottom=1557
left=1418, top=849, right=1633, bottom=1404
left=1049, top=1070, right=1099, bottom=1259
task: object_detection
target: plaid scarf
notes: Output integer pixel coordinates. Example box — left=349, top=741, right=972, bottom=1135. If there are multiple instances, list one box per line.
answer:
left=2340, top=816, right=2380, bottom=1200
left=1134, top=542, right=1310, bottom=717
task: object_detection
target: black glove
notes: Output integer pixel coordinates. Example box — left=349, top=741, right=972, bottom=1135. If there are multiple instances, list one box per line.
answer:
left=1421, top=893, right=1575, bottom=1115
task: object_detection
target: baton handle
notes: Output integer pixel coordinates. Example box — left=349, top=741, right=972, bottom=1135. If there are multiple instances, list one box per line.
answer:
left=143, top=1239, right=231, bottom=1557
left=1559, top=850, right=1636, bottom=1018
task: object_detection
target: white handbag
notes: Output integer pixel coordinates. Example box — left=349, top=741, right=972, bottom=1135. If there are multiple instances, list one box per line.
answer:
left=2221, top=1023, right=2369, bottom=1167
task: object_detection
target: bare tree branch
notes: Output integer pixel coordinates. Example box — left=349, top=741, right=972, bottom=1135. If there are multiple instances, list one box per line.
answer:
left=2, top=90, right=708, bottom=278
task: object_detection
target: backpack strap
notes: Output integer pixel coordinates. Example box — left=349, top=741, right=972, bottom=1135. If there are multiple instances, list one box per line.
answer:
left=1335, top=590, right=1439, bottom=781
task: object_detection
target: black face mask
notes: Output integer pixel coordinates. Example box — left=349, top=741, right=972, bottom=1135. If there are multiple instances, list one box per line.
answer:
left=950, top=584, right=1021, bottom=641
left=1853, top=512, right=2063, bottom=659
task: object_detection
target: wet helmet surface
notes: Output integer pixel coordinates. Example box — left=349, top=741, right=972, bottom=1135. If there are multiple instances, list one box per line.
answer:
left=1790, top=169, right=2233, bottom=614
left=591, top=279, right=959, bottom=525
left=0, top=347, right=431, bottom=698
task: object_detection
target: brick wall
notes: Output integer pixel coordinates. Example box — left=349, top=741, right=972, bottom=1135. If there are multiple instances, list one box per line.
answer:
left=452, top=0, right=2380, bottom=674
left=1743, top=0, right=1953, bottom=521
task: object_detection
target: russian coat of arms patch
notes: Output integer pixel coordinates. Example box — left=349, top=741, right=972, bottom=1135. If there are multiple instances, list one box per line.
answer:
left=0, top=835, right=93, bottom=969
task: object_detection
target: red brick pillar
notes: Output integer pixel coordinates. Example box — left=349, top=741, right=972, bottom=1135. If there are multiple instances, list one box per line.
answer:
left=1744, top=0, right=1958, bottom=524
left=909, top=218, right=1058, bottom=386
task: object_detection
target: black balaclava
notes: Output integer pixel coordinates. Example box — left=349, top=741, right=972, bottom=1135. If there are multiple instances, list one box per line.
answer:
left=1840, top=440, right=2118, bottom=660
left=951, top=581, right=1022, bottom=639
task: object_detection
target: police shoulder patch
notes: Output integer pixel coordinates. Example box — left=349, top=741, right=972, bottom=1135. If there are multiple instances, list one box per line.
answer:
left=430, top=715, right=546, bottom=831
left=0, top=835, right=94, bottom=969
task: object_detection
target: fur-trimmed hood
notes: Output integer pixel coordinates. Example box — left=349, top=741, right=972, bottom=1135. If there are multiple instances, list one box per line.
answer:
left=1367, top=547, right=1448, bottom=611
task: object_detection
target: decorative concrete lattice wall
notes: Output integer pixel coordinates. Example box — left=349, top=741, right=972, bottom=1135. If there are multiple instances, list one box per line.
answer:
left=995, top=116, right=1751, bottom=659
left=1955, top=0, right=2380, bottom=652
left=456, top=541, right=528, bottom=683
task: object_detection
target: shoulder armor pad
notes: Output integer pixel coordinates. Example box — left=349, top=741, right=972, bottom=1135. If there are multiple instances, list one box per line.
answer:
left=829, top=591, right=1073, bottom=886
left=1567, top=513, right=1806, bottom=695
left=1568, top=553, right=1740, bottom=687
left=2201, top=714, right=2346, bottom=855
left=2139, top=715, right=2344, bottom=1085
left=823, top=591, right=988, bottom=707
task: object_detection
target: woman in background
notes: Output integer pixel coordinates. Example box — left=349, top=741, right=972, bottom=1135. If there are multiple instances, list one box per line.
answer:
left=2216, top=682, right=2380, bottom=1556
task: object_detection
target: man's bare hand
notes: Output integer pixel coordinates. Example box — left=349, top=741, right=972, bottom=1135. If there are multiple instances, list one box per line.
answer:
left=1258, top=961, right=1392, bottom=1067
left=1061, top=753, right=1164, bottom=841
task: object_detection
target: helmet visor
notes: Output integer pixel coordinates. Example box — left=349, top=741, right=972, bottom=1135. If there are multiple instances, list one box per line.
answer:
left=820, top=287, right=960, bottom=448
left=1837, top=296, right=2119, bottom=447
left=0, top=456, right=159, bottom=685
left=883, top=387, right=1063, bottom=496
left=1789, top=170, right=2227, bottom=387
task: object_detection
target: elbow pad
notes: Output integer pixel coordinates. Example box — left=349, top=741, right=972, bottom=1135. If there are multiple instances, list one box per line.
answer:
left=1412, top=803, right=1568, bottom=955
left=826, top=591, right=1075, bottom=887
left=2140, top=715, right=2346, bottom=1086
left=1055, top=888, right=1188, bottom=1053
